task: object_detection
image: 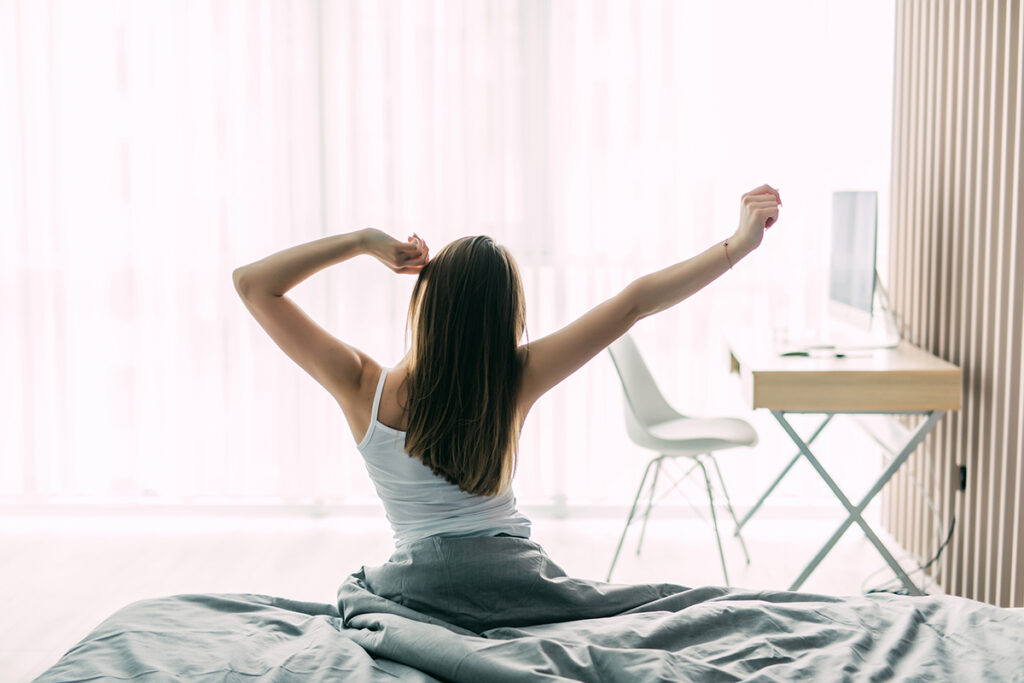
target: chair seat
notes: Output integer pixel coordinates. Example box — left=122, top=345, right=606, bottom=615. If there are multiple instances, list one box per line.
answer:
left=631, top=416, right=759, bottom=456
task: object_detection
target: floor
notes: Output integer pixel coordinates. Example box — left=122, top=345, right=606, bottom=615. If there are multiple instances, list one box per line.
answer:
left=1, top=509, right=941, bottom=682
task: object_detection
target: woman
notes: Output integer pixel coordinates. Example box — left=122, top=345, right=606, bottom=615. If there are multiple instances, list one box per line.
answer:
left=232, top=184, right=781, bottom=629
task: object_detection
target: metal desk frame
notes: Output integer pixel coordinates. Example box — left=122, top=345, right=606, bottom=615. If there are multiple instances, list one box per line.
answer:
left=735, top=408, right=945, bottom=595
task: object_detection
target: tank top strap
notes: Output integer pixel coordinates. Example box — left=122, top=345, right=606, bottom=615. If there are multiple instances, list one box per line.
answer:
left=370, top=366, right=389, bottom=426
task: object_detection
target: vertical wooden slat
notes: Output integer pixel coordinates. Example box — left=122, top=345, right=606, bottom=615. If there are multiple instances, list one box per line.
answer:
left=889, top=0, right=903, bottom=538
left=963, top=0, right=982, bottom=603
left=979, top=0, right=1001, bottom=605
left=959, top=0, right=978, bottom=600
left=921, top=0, right=937, bottom=569
left=967, top=0, right=991, bottom=603
left=888, top=0, right=1024, bottom=608
left=919, top=0, right=939, bottom=568
left=894, top=0, right=912, bottom=556
left=947, top=0, right=969, bottom=598
left=992, top=0, right=1008, bottom=603
left=1010, top=0, right=1024, bottom=611
left=908, top=0, right=926, bottom=567
left=935, top=0, right=959, bottom=592
left=902, top=0, right=925, bottom=557
left=913, top=0, right=929, bottom=352
left=908, top=0, right=927, bottom=566
left=887, top=0, right=909, bottom=539
left=894, top=0, right=911, bottom=552
left=946, top=0, right=970, bottom=598
left=885, top=0, right=900, bottom=537
left=983, top=0, right=1005, bottom=606
left=929, top=0, right=950, bottom=589
left=973, top=0, right=992, bottom=604
left=994, top=0, right=1021, bottom=607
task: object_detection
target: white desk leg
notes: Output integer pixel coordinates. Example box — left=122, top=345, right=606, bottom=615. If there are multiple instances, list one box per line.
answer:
left=771, top=410, right=945, bottom=596
left=734, top=413, right=834, bottom=536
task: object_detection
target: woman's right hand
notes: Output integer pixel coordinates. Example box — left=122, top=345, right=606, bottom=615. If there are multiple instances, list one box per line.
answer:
left=362, top=228, right=430, bottom=274
left=731, top=184, right=782, bottom=254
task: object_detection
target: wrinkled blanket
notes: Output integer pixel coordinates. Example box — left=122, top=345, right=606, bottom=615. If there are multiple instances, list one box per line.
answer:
left=36, top=535, right=1024, bottom=681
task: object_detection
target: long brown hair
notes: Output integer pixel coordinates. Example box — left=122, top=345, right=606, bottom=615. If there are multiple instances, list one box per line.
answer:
left=402, top=235, right=527, bottom=496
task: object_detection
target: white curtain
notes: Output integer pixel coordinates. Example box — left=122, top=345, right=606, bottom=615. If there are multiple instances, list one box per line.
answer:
left=1, top=0, right=894, bottom=510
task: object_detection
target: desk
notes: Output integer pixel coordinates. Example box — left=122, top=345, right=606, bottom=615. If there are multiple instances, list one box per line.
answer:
left=726, top=336, right=961, bottom=595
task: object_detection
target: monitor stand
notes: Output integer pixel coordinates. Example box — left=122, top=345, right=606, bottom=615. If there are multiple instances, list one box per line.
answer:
left=868, top=271, right=902, bottom=348
left=779, top=271, right=902, bottom=353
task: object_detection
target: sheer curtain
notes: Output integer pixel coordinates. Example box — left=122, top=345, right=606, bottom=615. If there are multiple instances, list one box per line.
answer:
left=2, top=0, right=894, bottom=511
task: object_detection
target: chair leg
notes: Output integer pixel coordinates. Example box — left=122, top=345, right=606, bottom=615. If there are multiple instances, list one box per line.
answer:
left=696, top=457, right=730, bottom=587
left=636, top=457, right=664, bottom=557
left=607, top=457, right=657, bottom=582
left=708, top=454, right=751, bottom=565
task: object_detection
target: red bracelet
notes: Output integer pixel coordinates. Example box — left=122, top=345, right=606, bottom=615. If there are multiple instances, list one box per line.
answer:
left=723, top=241, right=734, bottom=269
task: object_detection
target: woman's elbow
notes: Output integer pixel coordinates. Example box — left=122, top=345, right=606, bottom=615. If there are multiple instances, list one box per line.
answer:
left=232, top=267, right=252, bottom=298
left=623, top=278, right=651, bottom=323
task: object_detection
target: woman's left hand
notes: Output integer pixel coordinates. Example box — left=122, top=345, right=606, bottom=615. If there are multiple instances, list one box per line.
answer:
left=362, top=228, right=430, bottom=274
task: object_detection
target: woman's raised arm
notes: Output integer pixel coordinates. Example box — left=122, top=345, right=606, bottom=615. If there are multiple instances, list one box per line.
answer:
left=232, top=229, right=428, bottom=420
left=517, top=184, right=781, bottom=416
left=630, top=184, right=780, bottom=319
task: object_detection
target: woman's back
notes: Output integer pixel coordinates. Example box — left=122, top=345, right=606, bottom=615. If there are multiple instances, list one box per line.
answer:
left=357, top=364, right=532, bottom=548
left=371, top=350, right=532, bottom=435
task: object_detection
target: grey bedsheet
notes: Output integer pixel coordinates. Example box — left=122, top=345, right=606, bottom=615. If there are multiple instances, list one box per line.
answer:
left=36, top=535, right=1024, bottom=681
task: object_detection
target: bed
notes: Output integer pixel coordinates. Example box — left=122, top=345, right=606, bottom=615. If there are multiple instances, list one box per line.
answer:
left=35, top=535, right=1024, bottom=681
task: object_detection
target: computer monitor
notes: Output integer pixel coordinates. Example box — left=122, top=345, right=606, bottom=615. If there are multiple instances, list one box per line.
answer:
left=828, top=191, right=878, bottom=330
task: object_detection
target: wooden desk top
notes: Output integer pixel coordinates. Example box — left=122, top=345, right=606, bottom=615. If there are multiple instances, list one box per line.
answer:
left=726, top=335, right=962, bottom=412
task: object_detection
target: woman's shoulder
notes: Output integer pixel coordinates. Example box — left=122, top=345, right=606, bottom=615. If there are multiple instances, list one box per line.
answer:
left=336, top=357, right=388, bottom=444
left=375, top=362, right=410, bottom=432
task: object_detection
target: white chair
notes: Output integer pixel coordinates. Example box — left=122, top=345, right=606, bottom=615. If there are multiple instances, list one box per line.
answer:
left=606, top=333, right=757, bottom=586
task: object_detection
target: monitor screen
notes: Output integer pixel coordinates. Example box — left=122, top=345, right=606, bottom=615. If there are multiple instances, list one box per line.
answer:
left=828, top=191, right=878, bottom=326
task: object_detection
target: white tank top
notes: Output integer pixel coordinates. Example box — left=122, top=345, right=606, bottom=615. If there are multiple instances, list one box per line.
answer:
left=356, top=367, right=532, bottom=548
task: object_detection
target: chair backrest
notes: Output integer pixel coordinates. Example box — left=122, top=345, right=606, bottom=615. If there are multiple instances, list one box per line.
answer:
left=607, top=333, right=681, bottom=428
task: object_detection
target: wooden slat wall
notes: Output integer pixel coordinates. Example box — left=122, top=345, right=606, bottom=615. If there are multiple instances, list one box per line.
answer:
left=886, top=0, right=1023, bottom=608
